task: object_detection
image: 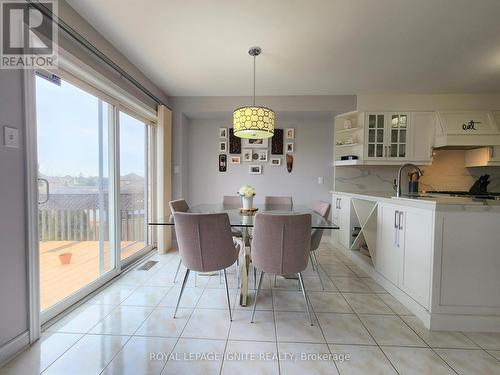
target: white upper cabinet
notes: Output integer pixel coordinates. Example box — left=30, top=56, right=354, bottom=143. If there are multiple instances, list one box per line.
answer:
left=365, top=112, right=410, bottom=160
left=334, top=111, right=435, bottom=166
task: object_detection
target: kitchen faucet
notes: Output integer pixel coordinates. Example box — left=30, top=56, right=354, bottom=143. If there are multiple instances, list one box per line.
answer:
left=395, top=163, right=423, bottom=197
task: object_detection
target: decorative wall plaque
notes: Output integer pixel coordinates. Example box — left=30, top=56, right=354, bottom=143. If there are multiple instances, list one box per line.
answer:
left=271, top=129, right=284, bottom=155
left=286, top=153, right=293, bottom=173
left=219, top=154, right=227, bottom=172
left=229, top=129, right=242, bottom=154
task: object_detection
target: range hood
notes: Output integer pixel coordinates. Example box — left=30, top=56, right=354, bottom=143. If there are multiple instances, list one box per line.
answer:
left=434, top=111, right=500, bottom=149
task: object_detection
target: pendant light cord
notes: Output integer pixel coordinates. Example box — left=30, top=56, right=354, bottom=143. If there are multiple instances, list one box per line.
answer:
left=253, top=54, right=256, bottom=106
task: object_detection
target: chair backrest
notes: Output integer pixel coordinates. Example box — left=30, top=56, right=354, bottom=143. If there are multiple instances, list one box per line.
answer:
left=312, top=201, right=331, bottom=219
left=310, top=201, right=331, bottom=251
left=222, top=195, right=241, bottom=208
left=251, top=213, right=311, bottom=275
left=264, top=196, right=293, bottom=207
left=169, top=199, right=189, bottom=214
left=173, top=212, right=238, bottom=272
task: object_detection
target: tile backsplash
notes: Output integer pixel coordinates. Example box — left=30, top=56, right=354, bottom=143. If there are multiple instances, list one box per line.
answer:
left=335, top=150, right=500, bottom=194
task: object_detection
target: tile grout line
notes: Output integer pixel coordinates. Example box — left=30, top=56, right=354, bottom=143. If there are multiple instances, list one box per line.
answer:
left=328, top=250, right=403, bottom=375
left=158, top=266, right=210, bottom=375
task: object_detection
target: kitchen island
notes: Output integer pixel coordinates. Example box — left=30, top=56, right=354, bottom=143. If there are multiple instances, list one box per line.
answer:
left=330, top=190, right=500, bottom=332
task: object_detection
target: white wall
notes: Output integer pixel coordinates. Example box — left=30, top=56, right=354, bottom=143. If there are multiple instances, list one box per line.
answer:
left=187, top=116, right=334, bottom=207
left=0, top=69, right=29, bottom=348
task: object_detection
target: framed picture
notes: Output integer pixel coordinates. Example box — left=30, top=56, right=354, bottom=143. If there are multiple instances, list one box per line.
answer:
left=286, top=128, right=295, bottom=139
left=258, top=150, right=268, bottom=162
left=230, top=156, right=241, bottom=164
left=249, top=165, right=262, bottom=174
left=242, top=149, right=253, bottom=162
left=242, top=138, right=268, bottom=148
left=252, top=151, right=259, bottom=161
left=219, top=141, right=227, bottom=153
left=219, top=127, right=228, bottom=138
left=271, top=129, right=284, bottom=155
left=270, top=158, right=281, bottom=166
left=228, top=128, right=241, bottom=154
left=286, top=142, right=294, bottom=152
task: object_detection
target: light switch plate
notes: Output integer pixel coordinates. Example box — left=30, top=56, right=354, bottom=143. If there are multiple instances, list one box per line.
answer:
left=3, top=126, right=19, bottom=148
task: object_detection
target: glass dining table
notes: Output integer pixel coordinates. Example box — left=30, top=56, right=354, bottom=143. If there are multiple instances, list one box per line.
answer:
left=149, top=204, right=339, bottom=306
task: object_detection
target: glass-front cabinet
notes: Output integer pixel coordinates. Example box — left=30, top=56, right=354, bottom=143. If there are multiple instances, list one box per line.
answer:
left=365, top=112, right=409, bottom=160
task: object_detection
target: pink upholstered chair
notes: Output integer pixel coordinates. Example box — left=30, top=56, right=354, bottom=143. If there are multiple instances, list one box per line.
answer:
left=169, top=199, right=190, bottom=283
left=251, top=213, right=314, bottom=325
left=173, top=212, right=239, bottom=321
left=264, top=196, right=293, bottom=208
left=310, top=201, right=331, bottom=290
left=222, top=195, right=241, bottom=208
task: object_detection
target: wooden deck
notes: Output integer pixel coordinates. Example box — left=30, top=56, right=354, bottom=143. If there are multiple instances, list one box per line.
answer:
left=40, top=240, right=145, bottom=311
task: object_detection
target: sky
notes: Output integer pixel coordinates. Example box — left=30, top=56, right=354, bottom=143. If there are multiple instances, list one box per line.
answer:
left=36, top=75, right=146, bottom=178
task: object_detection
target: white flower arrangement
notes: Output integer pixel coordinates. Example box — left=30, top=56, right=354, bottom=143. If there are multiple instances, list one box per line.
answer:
left=238, top=185, right=256, bottom=198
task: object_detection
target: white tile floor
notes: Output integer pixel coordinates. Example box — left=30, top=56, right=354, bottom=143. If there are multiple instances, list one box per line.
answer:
left=2, top=243, right=500, bottom=375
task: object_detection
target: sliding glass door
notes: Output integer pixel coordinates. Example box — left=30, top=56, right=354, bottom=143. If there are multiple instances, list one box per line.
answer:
left=36, top=72, right=118, bottom=316
left=119, top=111, right=150, bottom=261
left=35, top=70, right=154, bottom=321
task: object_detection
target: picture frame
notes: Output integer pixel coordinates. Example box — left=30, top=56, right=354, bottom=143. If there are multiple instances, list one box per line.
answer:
left=249, top=165, right=262, bottom=174
left=286, top=142, right=294, bottom=153
left=286, top=128, right=295, bottom=139
left=219, top=141, right=227, bottom=153
left=230, top=156, right=241, bottom=164
left=242, top=138, right=268, bottom=148
left=219, top=127, right=228, bottom=138
left=258, top=150, right=268, bottom=162
left=270, top=158, right=281, bottom=166
left=242, top=149, right=253, bottom=162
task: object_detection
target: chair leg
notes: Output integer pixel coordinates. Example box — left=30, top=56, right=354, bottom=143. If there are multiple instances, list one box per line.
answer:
left=273, top=274, right=277, bottom=287
left=310, top=253, right=316, bottom=271
left=253, top=267, right=257, bottom=291
left=312, top=251, right=325, bottom=291
left=173, top=269, right=190, bottom=318
left=173, top=259, right=181, bottom=283
left=219, top=270, right=223, bottom=284
left=298, top=272, right=314, bottom=326
left=223, top=269, right=232, bottom=321
left=195, top=272, right=198, bottom=287
left=251, top=271, right=264, bottom=323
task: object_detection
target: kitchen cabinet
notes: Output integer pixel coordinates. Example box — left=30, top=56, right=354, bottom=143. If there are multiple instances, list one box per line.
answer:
left=365, top=112, right=410, bottom=161
left=375, top=203, right=401, bottom=285
left=410, top=112, right=435, bottom=163
left=332, top=194, right=351, bottom=249
left=333, top=111, right=435, bottom=166
left=399, top=207, right=433, bottom=308
left=376, top=202, right=432, bottom=307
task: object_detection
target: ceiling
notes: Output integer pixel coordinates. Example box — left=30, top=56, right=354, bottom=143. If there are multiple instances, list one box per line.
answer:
left=67, top=0, right=500, bottom=97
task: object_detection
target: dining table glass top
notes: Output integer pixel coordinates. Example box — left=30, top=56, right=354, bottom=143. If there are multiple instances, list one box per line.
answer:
left=149, top=204, right=339, bottom=229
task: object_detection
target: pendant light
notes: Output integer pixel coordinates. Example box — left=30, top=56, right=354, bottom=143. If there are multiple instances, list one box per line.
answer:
left=233, top=46, right=275, bottom=139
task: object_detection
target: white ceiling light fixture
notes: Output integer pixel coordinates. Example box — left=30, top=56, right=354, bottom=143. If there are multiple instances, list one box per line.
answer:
left=233, top=46, right=275, bottom=139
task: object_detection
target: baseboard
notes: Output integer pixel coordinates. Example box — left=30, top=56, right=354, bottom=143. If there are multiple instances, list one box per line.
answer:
left=0, top=331, right=30, bottom=368
left=430, top=313, right=500, bottom=332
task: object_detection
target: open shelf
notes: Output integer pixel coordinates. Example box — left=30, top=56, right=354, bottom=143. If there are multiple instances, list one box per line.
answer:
left=334, top=159, right=362, bottom=166
left=336, top=127, right=360, bottom=134
left=350, top=198, right=378, bottom=262
left=335, top=143, right=359, bottom=148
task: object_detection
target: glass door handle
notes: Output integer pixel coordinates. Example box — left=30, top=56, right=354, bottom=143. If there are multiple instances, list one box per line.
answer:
left=38, top=178, right=49, bottom=204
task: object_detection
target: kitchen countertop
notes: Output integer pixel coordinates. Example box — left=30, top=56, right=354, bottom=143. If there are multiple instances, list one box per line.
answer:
left=330, top=190, right=500, bottom=208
